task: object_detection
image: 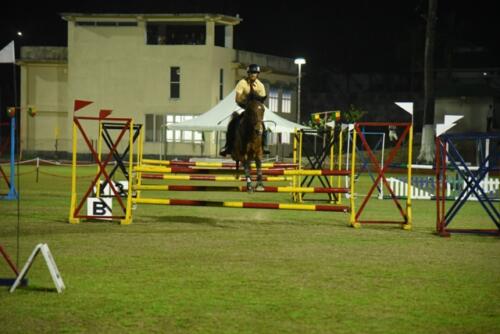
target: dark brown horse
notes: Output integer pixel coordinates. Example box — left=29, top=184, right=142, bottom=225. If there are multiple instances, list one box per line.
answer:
left=231, top=99, right=266, bottom=192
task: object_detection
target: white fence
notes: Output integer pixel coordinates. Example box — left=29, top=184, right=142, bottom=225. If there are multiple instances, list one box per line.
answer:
left=387, top=176, right=500, bottom=201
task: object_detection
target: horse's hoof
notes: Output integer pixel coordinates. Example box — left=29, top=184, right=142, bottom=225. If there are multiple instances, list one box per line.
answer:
left=247, top=187, right=253, bottom=193
left=255, top=185, right=265, bottom=192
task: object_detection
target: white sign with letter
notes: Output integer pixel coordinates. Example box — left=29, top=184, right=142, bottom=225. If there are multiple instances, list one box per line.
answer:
left=87, top=197, right=113, bottom=218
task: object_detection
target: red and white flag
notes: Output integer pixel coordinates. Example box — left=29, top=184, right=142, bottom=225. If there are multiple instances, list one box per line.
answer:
left=0, top=41, right=15, bottom=63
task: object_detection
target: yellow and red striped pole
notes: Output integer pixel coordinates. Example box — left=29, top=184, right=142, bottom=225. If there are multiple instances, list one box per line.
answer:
left=141, top=174, right=293, bottom=182
left=141, top=159, right=298, bottom=169
left=133, top=184, right=349, bottom=193
left=134, top=165, right=350, bottom=176
left=133, top=197, right=350, bottom=212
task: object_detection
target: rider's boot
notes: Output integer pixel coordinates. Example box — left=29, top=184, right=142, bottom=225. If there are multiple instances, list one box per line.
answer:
left=219, top=145, right=232, bottom=157
left=219, top=147, right=229, bottom=157
left=221, top=115, right=239, bottom=157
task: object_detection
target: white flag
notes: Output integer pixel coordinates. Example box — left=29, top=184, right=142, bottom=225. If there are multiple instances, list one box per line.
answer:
left=0, top=41, right=15, bottom=63
left=395, top=102, right=413, bottom=115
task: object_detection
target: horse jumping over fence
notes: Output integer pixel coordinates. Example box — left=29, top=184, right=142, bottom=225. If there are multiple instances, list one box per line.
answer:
left=231, top=98, right=266, bottom=192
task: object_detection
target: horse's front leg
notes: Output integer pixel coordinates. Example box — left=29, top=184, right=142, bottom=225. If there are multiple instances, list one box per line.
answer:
left=255, top=158, right=264, bottom=192
left=244, top=160, right=253, bottom=193
left=235, top=160, right=240, bottom=181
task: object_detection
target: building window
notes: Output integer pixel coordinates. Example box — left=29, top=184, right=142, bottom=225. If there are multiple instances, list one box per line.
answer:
left=281, top=90, right=291, bottom=113
left=146, top=23, right=206, bottom=45
left=170, top=67, right=180, bottom=99
left=155, top=115, right=164, bottom=142
left=268, top=88, right=279, bottom=112
left=166, top=115, right=180, bottom=142
left=165, top=114, right=203, bottom=143
left=75, top=21, right=138, bottom=27
left=269, top=132, right=278, bottom=145
left=146, top=114, right=202, bottom=143
left=219, top=69, right=224, bottom=100
left=145, top=114, right=154, bottom=142
left=215, top=25, right=225, bottom=47
left=145, top=114, right=164, bottom=142
left=280, top=133, right=290, bottom=144
left=182, top=116, right=193, bottom=141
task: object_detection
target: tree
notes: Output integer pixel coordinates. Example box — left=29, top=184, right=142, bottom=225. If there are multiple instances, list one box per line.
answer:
left=418, top=0, right=438, bottom=163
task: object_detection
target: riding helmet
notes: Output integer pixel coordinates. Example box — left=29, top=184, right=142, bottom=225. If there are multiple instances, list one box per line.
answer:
left=247, top=64, right=261, bottom=73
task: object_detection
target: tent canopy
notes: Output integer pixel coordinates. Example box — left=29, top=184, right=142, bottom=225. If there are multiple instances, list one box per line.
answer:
left=169, top=90, right=309, bottom=133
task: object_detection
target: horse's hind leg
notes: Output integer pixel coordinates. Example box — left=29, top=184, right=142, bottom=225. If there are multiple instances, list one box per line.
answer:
left=255, top=159, right=264, bottom=192
left=244, top=160, right=253, bottom=193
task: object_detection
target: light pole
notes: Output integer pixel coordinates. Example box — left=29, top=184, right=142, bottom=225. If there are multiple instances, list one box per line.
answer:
left=294, top=57, right=306, bottom=124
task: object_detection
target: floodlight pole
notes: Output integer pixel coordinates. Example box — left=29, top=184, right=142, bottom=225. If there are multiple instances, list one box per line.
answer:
left=294, top=58, right=306, bottom=124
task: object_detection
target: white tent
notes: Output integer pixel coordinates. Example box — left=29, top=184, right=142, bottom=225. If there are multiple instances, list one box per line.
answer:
left=168, top=90, right=309, bottom=133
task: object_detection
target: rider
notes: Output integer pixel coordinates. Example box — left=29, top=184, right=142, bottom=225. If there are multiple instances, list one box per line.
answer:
left=219, top=63, right=271, bottom=157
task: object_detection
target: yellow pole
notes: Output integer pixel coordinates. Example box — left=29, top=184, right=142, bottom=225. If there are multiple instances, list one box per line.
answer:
left=329, top=127, right=334, bottom=203
left=338, top=127, right=343, bottom=204
left=136, top=124, right=144, bottom=200
left=292, top=129, right=298, bottom=202
left=298, top=130, right=303, bottom=203
left=350, top=127, right=359, bottom=228
left=139, top=124, right=144, bottom=166
left=121, top=120, right=134, bottom=225
left=404, top=123, right=414, bottom=230
left=95, top=121, right=103, bottom=197
left=68, top=119, right=79, bottom=224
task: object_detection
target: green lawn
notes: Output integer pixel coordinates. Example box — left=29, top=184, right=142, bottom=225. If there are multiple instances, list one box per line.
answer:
left=0, top=165, right=499, bottom=333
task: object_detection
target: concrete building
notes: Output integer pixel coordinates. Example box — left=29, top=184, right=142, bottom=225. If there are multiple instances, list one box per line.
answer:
left=19, top=13, right=299, bottom=158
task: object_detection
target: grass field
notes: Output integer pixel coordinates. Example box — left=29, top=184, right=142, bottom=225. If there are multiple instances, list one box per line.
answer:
left=1, top=165, right=499, bottom=333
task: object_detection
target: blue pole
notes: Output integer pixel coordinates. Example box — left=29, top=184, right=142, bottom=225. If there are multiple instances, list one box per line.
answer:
left=7, top=116, right=17, bottom=199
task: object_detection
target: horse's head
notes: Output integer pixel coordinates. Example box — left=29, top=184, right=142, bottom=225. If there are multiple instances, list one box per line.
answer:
left=232, top=95, right=266, bottom=167
left=245, top=99, right=265, bottom=135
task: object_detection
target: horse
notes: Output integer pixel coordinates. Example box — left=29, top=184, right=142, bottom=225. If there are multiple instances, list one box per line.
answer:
left=230, top=98, right=266, bottom=192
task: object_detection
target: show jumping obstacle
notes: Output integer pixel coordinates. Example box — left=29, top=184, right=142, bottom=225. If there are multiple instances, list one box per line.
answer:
left=68, top=99, right=418, bottom=230
left=132, top=118, right=351, bottom=216
left=68, top=100, right=141, bottom=225
left=292, top=125, right=345, bottom=204
left=435, top=132, right=500, bottom=236
left=349, top=121, right=414, bottom=230
left=133, top=161, right=351, bottom=213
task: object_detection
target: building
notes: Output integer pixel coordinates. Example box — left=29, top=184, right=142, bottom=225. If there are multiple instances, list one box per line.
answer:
left=18, top=13, right=299, bottom=158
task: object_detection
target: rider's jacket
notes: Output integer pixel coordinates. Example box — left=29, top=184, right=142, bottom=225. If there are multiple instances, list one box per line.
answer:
left=235, top=78, right=266, bottom=107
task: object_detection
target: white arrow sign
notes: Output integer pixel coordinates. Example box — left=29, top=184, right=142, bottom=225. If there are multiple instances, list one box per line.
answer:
left=325, top=121, right=336, bottom=128
left=436, top=114, right=463, bottom=136
left=436, top=123, right=457, bottom=136
left=444, top=115, right=463, bottom=124
left=395, top=102, right=413, bottom=115
left=340, top=123, right=354, bottom=131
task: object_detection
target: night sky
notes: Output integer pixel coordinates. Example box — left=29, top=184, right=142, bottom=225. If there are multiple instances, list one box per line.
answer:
left=1, top=0, right=499, bottom=116
left=1, top=0, right=499, bottom=72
